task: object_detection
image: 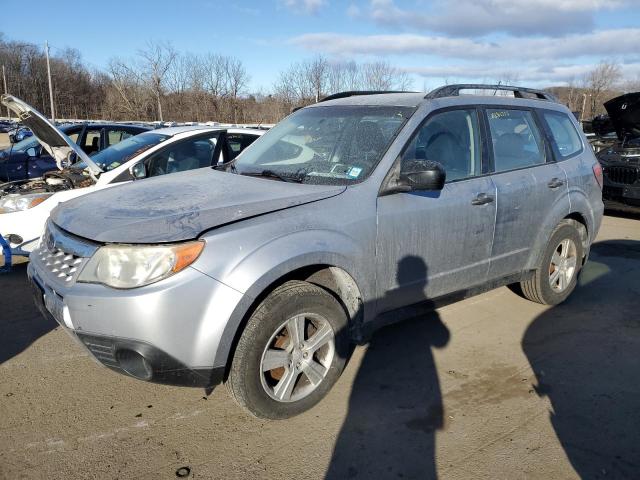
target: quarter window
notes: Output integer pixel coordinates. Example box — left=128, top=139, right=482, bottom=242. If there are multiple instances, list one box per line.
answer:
left=542, top=111, right=583, bottom=159
left=107, top=129, right=134, bottom=147
left=402, top=109, right=482, bottom=181
left=487, top=109, right=545, bottom=172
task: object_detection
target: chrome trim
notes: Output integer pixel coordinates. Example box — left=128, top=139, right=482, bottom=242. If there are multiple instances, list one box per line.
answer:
left=45, top=221, right=99, bottom=258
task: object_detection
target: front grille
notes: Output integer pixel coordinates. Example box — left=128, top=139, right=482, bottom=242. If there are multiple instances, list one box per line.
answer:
left=35, top=247, right=84, bottom=283
left=33, top=222, right=96, bottom=285
left=604, top=166, right=639, bottom=185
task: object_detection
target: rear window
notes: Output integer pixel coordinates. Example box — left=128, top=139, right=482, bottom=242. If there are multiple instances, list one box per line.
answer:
left=542, top=111, right=583, bottom=159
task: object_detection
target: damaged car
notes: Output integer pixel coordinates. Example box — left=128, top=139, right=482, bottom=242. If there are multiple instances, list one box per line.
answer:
left=27, top=85, right=603, bottom=419
left=0, top=122, right=150, bottom=182
left=0, top=94, right=264, bottom=256
left=596, top=92, right=640, bottom=211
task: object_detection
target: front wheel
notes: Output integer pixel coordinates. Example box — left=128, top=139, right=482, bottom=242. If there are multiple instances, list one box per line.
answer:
left=518, top=220, right=585, bottom=305
left=226, top=280, right=349, bottom=419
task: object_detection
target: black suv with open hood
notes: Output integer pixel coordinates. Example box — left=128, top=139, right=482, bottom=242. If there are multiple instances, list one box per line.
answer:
left=597, top=92, right=640, bottom=210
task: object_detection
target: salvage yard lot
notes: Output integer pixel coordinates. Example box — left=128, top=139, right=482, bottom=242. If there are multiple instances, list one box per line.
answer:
left=0, top=213, right=638, bottom=479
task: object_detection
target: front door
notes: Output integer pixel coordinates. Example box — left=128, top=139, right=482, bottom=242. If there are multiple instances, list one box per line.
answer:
left=376, top=108, right=496, bottom=313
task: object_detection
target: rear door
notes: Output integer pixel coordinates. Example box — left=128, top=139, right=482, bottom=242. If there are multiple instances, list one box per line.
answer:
left=376, top=107, right=496, bottom=312
left=485, top=106, right=569, bottom=280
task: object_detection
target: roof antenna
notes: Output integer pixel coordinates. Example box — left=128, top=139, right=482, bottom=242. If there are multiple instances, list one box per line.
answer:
left=493, top=81, right=501, bottom=96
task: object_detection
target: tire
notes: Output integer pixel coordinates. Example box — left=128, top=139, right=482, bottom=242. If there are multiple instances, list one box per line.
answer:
left=518, top=220, right=584, bottom=305
left=226, top=280, right=349, bottom=419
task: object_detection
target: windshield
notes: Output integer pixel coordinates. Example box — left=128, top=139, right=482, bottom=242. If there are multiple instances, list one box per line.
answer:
left=231, top=105, right=414, bottom=185
left=72, top=132, right=169, bottom=172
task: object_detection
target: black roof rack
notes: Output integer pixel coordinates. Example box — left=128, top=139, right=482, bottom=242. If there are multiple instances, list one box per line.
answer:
left=425, top=84, right=557, bottom=102
left=319, top=90, right=418, bottom=102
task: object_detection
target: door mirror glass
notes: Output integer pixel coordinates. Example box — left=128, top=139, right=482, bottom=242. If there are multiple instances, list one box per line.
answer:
left=26, top=147, right=39, bottom=158
left=400, top=160, right=446, bottom=191
left=130, top=162, right=147, bottom=179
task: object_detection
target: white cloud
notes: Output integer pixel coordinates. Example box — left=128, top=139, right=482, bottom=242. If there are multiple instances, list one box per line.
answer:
left=346, top=3, right=361, bottom=17
left=291, top=28, right=640, bottom=61
left=367, top=0, right=632, bottom=36
left=281, top=0, right=327, bottom=14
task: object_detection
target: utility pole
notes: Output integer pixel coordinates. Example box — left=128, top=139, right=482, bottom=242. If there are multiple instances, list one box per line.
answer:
left=45, top=41, right=55, bottom=122
left=1, top=64, right=9, bottom=119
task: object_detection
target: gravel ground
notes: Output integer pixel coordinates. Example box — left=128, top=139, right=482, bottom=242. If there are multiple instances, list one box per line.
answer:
left=0, top=212, right=639, bottom=479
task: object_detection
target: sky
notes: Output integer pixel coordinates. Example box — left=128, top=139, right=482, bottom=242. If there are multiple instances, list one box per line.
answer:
left=2, top=0, right=640, bottom=92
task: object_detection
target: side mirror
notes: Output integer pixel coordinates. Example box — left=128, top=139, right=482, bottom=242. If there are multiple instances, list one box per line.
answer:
left=400, top=160, right=446, bottom=191
left=26, top=147, right=39, bottom=158
left=130, top=162, right=147, bottom=179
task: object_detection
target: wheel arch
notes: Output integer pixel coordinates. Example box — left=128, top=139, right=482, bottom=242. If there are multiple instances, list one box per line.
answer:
left=213, top=257, right=365, bottom=375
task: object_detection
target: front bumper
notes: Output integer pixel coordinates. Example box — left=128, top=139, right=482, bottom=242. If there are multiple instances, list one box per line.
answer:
left=28, top=252, right=244, bottom=387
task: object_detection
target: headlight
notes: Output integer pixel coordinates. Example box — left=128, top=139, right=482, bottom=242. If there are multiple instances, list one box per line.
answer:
left=77, top=241, right=205, bottom=289
left=0, top=193, right=53, bottom=213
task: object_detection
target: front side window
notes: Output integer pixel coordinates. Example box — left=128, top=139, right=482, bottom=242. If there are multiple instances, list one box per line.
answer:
left=146, top=135, right=218, bottom=177
left=231, top=106, right=414, bottom=185
left=402, top=109, right=482, bottom=182
left=542, top=111, right=583, bottom=159
left=487, top=109, right=546, bottom=172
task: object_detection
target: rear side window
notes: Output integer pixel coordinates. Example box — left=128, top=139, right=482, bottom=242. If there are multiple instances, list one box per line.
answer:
left=487, top=109, right=546, bottom=173
left=541, top=111, right=583, bottom=159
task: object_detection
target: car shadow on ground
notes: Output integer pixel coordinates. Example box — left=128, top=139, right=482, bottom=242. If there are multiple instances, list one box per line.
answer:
left=523, top=240, right=640, bottom=478
left=326, top=256, right=450, bottom=480
left=0, top=262, right=56, bottom=364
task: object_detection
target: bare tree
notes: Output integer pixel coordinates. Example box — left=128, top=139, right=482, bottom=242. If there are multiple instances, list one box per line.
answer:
left=584, top=61, right=622, bottom=117
left=226, top=57, right=249, bottom=122
left=137, top=41, right=177, bottom=121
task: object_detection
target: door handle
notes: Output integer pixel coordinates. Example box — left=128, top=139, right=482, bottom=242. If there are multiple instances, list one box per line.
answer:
left=547, top=178, right=564, bottom=189
left=471, top=193, right=494, bottom=205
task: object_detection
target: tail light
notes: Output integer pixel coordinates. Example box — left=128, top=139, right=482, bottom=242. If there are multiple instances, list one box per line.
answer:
left=592, top=162, right=603, bottom=189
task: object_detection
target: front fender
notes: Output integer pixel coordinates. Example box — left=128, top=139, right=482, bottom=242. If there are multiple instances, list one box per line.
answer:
left=194, top=225, right=372, bottom=369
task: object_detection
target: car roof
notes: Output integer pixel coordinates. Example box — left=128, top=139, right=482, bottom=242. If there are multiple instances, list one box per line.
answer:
left=58, top=122, right=151, bottom=131
left=310, top=87, right=564, bottom=111
left=152, top=126, right=265, bottom=136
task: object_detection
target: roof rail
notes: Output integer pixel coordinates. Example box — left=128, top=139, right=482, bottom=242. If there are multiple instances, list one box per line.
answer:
left=320, top=90, right=417, bottom=102
left=425, top=84, right=557, bottom=102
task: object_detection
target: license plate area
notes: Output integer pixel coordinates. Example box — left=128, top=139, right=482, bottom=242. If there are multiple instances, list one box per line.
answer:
left=31, top=276, right=66, bottom=326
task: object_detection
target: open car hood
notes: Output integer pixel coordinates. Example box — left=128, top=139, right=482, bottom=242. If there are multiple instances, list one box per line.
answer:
left=51, top=168, right=346, bottom=243
left=0, top=94, right=103, bottom=177
left=604, top=92, right=640, bottom=140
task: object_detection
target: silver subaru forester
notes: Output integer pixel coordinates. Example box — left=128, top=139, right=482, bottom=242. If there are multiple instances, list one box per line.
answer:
left=28, top=85, right=604, bottom=419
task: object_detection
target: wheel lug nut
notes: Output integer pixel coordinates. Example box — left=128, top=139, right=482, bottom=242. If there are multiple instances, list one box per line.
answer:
left=299, top=343, right=305, bottom=349
left=296, top=362, right=301, bottom=369
left=303, top=352, right=308, bottom=358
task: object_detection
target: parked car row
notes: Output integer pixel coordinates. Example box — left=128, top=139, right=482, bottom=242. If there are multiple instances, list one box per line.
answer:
left=1, top=86, right=604, bottom=419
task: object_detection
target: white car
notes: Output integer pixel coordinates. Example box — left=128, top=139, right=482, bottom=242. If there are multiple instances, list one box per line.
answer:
left=0, top=95, right=264, bottom=257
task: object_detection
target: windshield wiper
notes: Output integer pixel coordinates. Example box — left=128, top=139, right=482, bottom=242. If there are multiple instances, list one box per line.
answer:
left=241, top=169, right=306, bottom=183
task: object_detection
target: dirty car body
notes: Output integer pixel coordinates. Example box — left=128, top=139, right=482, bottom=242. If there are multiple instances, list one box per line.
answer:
left=596, top=92, right=640, bottom=211
left=28, top=86, right=604, bottom=419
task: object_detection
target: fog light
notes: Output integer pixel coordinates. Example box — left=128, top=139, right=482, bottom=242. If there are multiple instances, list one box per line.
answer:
left=116, top=349, right=153, bottom=380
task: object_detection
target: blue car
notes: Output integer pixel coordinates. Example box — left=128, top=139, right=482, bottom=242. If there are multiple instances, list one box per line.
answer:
left=0, top=123, right=150, bottom=181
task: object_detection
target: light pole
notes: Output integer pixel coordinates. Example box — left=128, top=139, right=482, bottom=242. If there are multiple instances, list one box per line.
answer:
left=45, top=41, right=55, bottom=121
left=1, top=64, right=9, bottom=119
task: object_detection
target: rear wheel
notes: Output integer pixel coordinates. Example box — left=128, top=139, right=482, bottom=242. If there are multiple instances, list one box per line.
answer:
left=226, top=280, right=349, bottom=419
left=518, top=221, right=584, bottom=305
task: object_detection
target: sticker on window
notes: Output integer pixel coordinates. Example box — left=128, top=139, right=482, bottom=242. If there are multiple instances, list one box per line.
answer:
left=347, top=167, right=362, bottom=179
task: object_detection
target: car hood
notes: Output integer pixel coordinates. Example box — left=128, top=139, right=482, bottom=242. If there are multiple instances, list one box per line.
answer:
left=604, top=92, right=640, bottom=140
left=51, top=168, right=346, bottom=243
left=0, top=94, right=103, bottom=176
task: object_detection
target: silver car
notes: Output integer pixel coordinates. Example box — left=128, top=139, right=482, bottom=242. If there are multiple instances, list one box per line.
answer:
left=28, top=85, right=604, bottom=419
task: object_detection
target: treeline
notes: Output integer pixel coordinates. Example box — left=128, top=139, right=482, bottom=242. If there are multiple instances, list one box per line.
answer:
left=0, top=35, right=412, bottom=124
left=1, top=33, right=636, bottom=124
